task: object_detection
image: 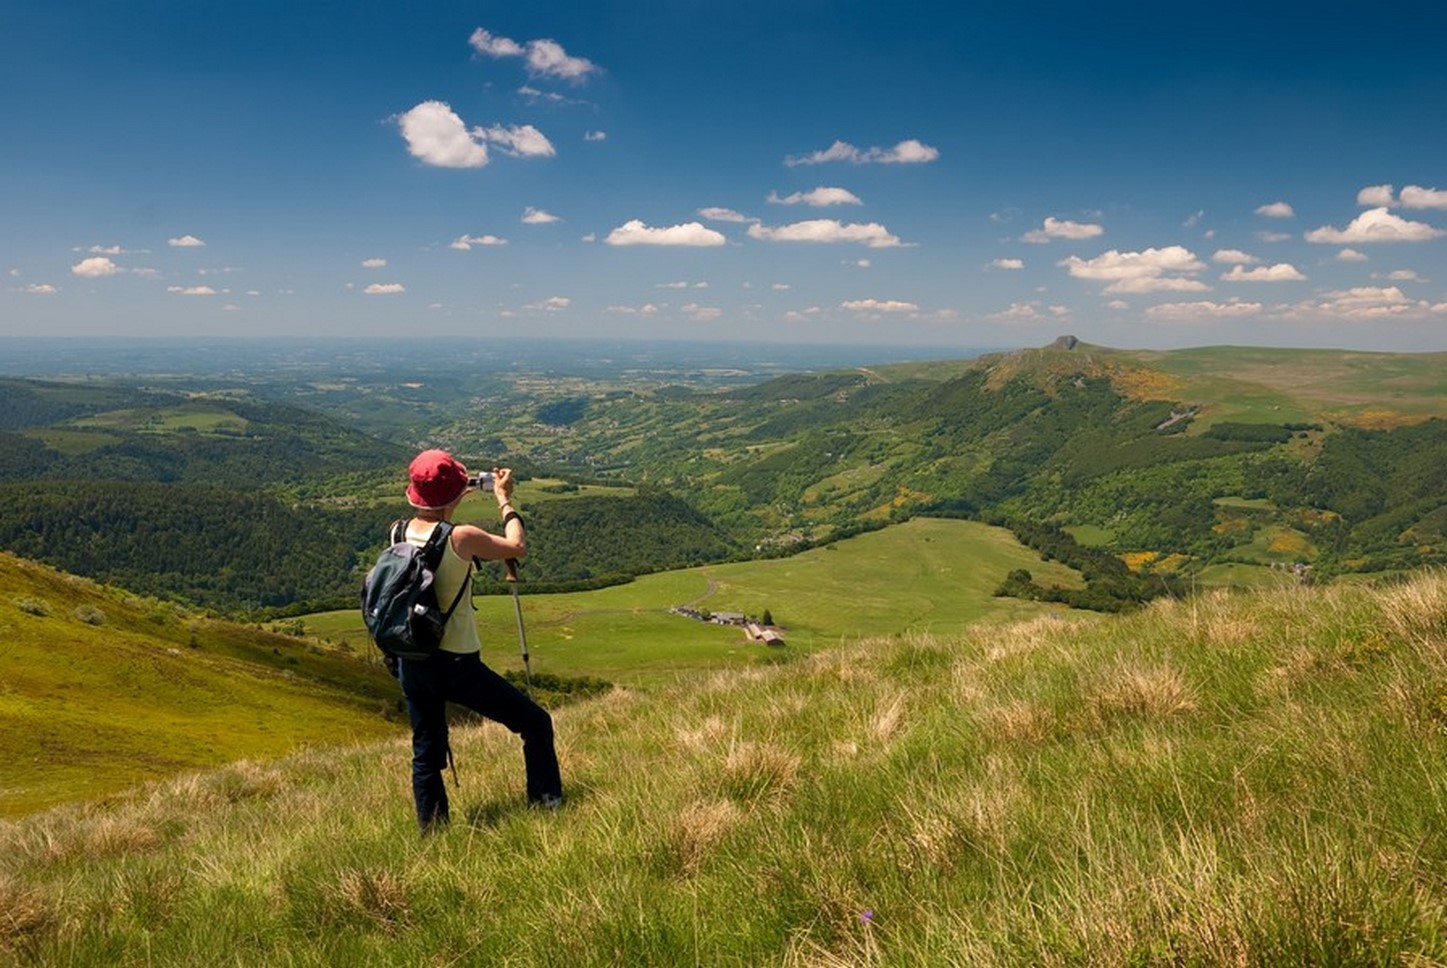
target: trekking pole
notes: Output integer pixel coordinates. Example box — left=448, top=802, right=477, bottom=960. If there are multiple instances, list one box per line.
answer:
left=505, top=558, right=533, bottom=693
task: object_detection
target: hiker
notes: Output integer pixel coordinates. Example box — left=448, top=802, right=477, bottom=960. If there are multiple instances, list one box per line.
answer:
left=395, top=448, right=563, bottom=832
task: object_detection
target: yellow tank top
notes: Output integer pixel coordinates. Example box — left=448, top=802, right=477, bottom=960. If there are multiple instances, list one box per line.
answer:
left=404, top=519, right=482, bottom=655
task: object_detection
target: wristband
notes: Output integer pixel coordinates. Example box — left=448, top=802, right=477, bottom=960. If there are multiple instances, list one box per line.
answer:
left=502, top=510, right=524, bottom=528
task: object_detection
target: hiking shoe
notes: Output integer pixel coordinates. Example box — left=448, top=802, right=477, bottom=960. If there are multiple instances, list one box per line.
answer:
left=535, top=793, right=564, bottom=811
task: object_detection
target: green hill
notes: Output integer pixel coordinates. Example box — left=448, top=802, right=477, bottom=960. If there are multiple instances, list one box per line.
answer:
left=4, top=569, right=1444, bottom=964
left=0, top=553, right=400, bottom=818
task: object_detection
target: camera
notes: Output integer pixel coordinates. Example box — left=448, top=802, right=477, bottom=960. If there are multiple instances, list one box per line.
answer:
left=468, top=471, right=496, bottom=492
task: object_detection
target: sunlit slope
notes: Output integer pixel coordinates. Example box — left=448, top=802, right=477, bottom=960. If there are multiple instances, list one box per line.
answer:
left=305, top=518, right=1085, bottom=684
left=0, top=553, right=399, bottom=818
left=6, top=571, right=1445, bottom=964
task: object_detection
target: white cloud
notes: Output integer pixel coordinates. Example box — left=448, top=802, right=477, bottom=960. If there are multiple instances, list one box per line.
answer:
left=1305, top=207, right=1446, bottom=244
left=851, top=259, right=871, bottom=269
left=1022, top=217, right=1104, bottom=243
left=1221, top=263, right=1306, bottom=282
left=747, top=219, right=904, bottom=248
left=656, top=281, right=690, bottom=289
left=1060, top=246, right=1206, bottom=296
left=1297, top=286, right=1416, bottom=318
left=469, top=29, right=598, bottom=81
left=524, top=296, right=570, bottom=311
left=682, top=302, right=722, bottom=319
left=363, top=283, right=406, bottom=295
left=450, top=234, right=508, bottom=250
left=768, top=187, right=862, bottom=207
left=697, top=207, right=756, bottom=223
left=606, top=303, right=660, bottom=315
left=168, top=234, right=206, bottom=247
left=841, top=298, right=918, bottom=313
left=1255, top=201, right=1294, bottom=218
left=990, top=258, right=1024, bottom=270
left=1145, top=300, right=1264, bottom=320
left=480, top=124, right=555, bottom=158
left=521, top=207, right=561, bottom=224
left=1358, top=184, right=1395, bottom=207
left=771, top=283, right=791, bottom=291
left=584, top=130, right=606, bottom=141
left=1336, top=248, right=1369, bottom=262
left=80, top=244, right=126, bottom=255
left=1387, top=269, right=1423, bottom=281
left=996, top=302, right=1040, bottom=319
left=71, top=256, right=121, bottom=277
left=1256, top=231, right=1292, bottom=243
left=784, top=138, right=939, bottom=167
left=605, top=219, right=727, bottom=247
left=25, top=283, right=58, bottom=294
left=398, top=101, right=488, bottom=168
left=1107, top=299, right=1131, bottom=310
left=1400, top=185, right=1447, bottom=210
left=1212, top=249, right=1258, bottom=264
left=166, top=285, right=218, bottom=296
left=362, top=257, right=387, bottom=268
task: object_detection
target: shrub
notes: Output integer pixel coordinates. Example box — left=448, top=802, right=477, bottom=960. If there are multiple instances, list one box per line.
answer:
left=15, top=597, right=51, bottom=617
left=73, top=605, right=106, bottom=626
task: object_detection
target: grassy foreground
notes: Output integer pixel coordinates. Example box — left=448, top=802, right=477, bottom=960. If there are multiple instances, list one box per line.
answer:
left=4, top=571, right=1446, bottom=965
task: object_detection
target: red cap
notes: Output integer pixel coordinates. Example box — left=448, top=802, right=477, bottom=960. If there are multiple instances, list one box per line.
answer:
left=406, top=449, right=469, bottom=509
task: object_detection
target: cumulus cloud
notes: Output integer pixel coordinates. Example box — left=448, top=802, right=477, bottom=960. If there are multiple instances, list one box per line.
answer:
left=168, top=235, right=206, bottom=247
left=1221, top=263, right=1306, bottom=282
left=1256, top=231, right=1292, bottom=243
left=682, top=302, right=723, bottom=319
left=584, top=130, right=607, bottom=141
left=450, top=234, right=508, bottom=250
left=1336, top=248, right=1369, bottom=262
left=697, top=207, right=756, bottom=223
left=606, top=303, right=660, bottom=315
left=768, top=187, right=862, bottom=207
left=71, top=256, right=121, bottom=277
left=1358, top=184, right=1395, bottom=207
left=1255, top=201, right=1294, bottom=218
left=784, top=138, right=939, bottom=167
left=1305, top=207, right=1446, bottom=244
left=1293, top=286, right=1419, bottom=319
left=398, top=101, right=489, bottom=168
left=25, top=283, right=58, bottom=294
left=1060, top=245, right=1207, bottom=294
left=364, top=283, right=406, bottom=295
left=524, top=296, right=570, bottom=311
left=990, top=258, right=1024, bottom=270
left=521, top=207, right=561, bottom=224
left=166, top=285, right=218, bottom=296
left=1145, top=300, right=1264, bottom=319
left=1387, top=269, right=1424, bottom=281
left=605, top=219, right=727, bottom=247
left=469, top=28, right=598, bottom=82
left=480, top=124, right=555, bottom=158
left=747, top=219, right=904, bottom=248
left=362, top=258, right=387, bottom=268
left=1212, top=249, right=1258, bottom=264
left=1400, top=185, right=1447, bottom=210
left=841, top=298, right=918, bottom=312
left=1022, top=217, right=1104, bottom=243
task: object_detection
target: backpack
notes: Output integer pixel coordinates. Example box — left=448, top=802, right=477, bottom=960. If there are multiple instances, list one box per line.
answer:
left=360, top=520, right=473, bottom=662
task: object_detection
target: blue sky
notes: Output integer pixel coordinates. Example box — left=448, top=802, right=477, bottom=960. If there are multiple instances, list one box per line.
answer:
left=4, top=0, right=1446, bottom=350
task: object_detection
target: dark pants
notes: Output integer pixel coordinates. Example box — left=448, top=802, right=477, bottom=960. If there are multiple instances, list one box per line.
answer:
left=398, top=651, right=562, bottom=831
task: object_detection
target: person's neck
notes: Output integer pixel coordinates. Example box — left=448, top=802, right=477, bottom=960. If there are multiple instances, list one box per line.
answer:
left=414, top=509, right=451, bottom=523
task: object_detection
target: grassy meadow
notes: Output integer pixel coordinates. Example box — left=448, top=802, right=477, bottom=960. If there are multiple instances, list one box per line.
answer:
left=305, top=518, right=1086, bottom=686
left=4, top=570, right=1444, bottom=965
left=0, top=554, right=400, bottom=819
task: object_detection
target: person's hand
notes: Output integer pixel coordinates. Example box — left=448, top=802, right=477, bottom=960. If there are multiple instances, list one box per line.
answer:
left=493, top=467, right=515, bottom=504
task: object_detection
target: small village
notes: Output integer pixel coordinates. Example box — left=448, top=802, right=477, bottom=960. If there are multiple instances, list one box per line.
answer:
left=669, top=606, right=786, bottom=646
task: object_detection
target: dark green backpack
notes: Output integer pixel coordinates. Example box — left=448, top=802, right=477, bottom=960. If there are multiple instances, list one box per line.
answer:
left=360, top=520, right=472, bottom=662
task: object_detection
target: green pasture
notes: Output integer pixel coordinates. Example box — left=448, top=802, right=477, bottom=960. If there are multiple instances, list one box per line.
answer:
left=306, top=518, right=1084, bottom=686
left=1064, top=522, right=1116, bottom=547
left=70, top=403, right=249, bottom=435
left=0, top=554, right=398, bottom=819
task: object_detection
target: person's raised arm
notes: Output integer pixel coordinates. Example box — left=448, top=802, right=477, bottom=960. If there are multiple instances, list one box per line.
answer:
left=453, top=466, right=526, bottom=562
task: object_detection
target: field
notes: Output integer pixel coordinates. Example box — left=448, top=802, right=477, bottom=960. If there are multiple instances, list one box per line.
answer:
left=0, top=554, right=400, bottom=819
left=304, top=518, right=1085, bottom=686
left=5, top=570, right=1444, bottom=964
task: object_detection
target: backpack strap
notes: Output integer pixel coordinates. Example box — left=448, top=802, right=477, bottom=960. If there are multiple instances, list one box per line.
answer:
left=422, top=520, right=472, bottom=622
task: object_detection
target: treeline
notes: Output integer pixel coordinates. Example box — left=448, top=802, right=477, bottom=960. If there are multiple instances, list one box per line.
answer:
left=0, top=481, right=382, bottom=612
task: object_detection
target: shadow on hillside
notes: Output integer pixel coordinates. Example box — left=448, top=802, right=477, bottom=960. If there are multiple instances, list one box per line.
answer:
left=460, top=786, right=591, bottom=828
